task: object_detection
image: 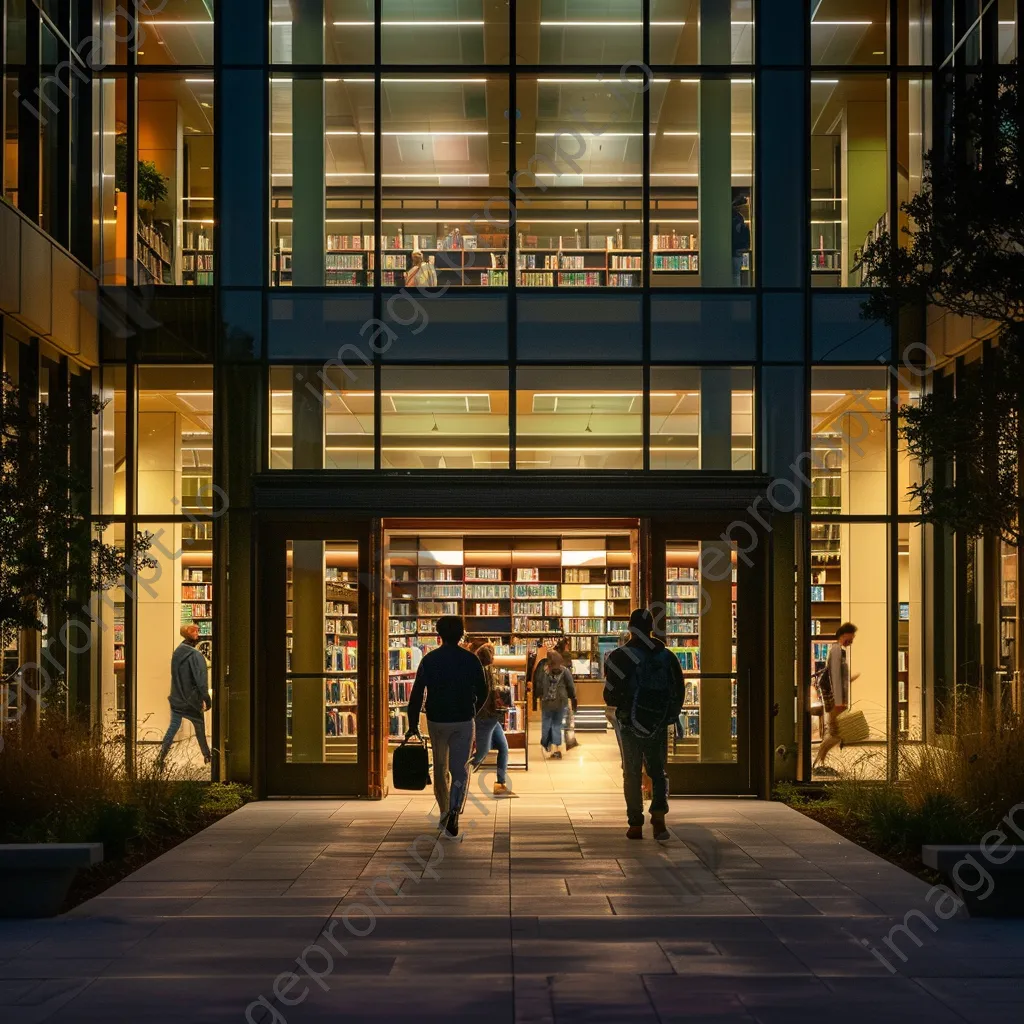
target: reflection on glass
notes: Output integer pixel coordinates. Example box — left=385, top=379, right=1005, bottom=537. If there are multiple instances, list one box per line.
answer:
left=897, top=76, right=931, bottom=253
left=96, top=365, right=127, bottom=516
left=286, top=541, right=360, bottom=765
left=811, top=0, right=888, bottom=64
left=95, top=523, right=126, bottom=733
left=665, top=540, right=738, bottom=764
left=517, top=0, right=642, bottom=65
left=516, top=367, right=642, bottom=470
left=381, top=367, right=510, bottom=469
left=810, top=76, right=888, bottom=287
left=136, top=366, right=214, bottom=515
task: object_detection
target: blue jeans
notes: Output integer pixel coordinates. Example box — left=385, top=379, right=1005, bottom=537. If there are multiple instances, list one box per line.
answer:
left=541, top=707, right=564, bottom=750
left=471, top=717, right=509, bottom=784
left=159, top=709, right=211, bottom=762
left=620, top=726, right=669, bottom=827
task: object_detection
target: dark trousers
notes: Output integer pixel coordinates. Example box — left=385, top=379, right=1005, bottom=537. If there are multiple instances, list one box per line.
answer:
left=620, top=727, right=669, bottom=826
left=159, top=709, right=211, bottom=762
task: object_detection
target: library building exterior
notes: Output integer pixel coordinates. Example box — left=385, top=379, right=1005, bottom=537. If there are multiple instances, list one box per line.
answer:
left=1, top=2, right=1020, bottom=797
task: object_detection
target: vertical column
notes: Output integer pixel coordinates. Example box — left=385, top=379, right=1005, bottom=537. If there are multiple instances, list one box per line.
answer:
left=700, top=368, right=734, bottom=761
left=290, top=366, right=325, bottom=761
left=699, top=3, right=732, bottom=287
left=292, top=1, right=325, bottom=287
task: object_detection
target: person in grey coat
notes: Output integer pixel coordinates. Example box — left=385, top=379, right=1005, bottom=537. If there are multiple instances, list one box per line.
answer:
left=159, top=624, right=212, bottom=765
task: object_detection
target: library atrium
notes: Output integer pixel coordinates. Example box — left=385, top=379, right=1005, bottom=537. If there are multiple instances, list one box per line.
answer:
left=1, top=1, right=1019, bottom=799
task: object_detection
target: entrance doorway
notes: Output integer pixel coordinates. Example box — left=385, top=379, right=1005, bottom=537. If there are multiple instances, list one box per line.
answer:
left=257, top=514, right=767, bottom=798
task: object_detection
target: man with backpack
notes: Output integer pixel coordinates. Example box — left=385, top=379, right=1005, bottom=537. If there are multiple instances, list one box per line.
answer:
left=604, top=608, right=685, bottom=840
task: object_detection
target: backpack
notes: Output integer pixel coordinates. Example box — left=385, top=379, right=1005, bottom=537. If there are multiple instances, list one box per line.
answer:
left=541, top=667, right=563, bottom=704
left=626, top=649, right=676, bottom=739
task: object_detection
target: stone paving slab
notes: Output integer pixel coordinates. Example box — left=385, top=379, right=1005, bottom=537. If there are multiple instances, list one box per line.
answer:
left=1, top=735, right=1023, bottom=1020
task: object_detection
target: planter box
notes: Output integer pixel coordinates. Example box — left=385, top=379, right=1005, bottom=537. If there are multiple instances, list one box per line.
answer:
left=923, top=844, right=1024, bottom=918
left=0, top=844, right=104, bottom=918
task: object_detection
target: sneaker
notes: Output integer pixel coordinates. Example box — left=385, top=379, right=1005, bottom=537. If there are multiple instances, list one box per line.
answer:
left=552, top=751, right=562, bottom=760
left=651, top=815, right=670, bottom=841
left=626, top=825, right=643, bottom=840
left=445, top=810, right=460, bottom=838
left=493, top=782, right=509, bottom=796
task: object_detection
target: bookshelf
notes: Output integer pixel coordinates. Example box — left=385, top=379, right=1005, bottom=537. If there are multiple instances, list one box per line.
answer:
left=137, top=216, right=171, bottom=284
left=386, top=532, right=638, bottom=755
left=180, top=561, right=214, bottom=665
left=665, top=543, right=738, bottom=759
left=285, top=553, right=360, bottom=763
left=182, top=228, right=214, bottom=286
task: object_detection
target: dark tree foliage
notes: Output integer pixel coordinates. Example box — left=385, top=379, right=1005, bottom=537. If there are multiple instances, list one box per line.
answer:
left=0, top=373, right=154, bottom=651
left=862, top=64, right=1023, bottom=541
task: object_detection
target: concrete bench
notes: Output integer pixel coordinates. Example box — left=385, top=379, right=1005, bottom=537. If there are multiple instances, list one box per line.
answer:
left=0, top=844, right=104, bottom=918
left=922, top=844, right=1024, bottom=918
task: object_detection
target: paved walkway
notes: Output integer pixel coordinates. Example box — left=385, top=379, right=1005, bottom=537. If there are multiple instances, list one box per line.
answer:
left=2, top=734, right=1023, bottom=1023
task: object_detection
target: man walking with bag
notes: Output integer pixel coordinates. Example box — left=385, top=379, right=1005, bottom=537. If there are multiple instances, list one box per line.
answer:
left=604, top=609, right=684, bottom=841
left=405, top=615, right=488, bottom=837
left=812, top=622, right=859, bottom=776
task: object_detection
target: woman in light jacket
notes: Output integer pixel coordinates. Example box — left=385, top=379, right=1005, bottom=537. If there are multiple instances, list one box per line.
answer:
left=534, top=650, right=577, bottom=759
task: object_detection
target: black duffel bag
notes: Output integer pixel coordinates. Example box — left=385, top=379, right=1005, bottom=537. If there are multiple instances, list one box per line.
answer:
left=392, top=734, right=431, bottom=790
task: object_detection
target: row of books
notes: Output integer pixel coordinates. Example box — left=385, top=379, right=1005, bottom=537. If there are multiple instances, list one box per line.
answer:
left=653, top=253, right=699, bottom=271
left=419, top=584, right=463, bottom=598
left=182, top=253, right=213, bottom=272
left=480, top=270, right=508, bottom=286
left=182, top=583, right=211, bottom=600
left=388, top=647, right=422, bottom=673
left=325, top=602, right=355, bottom=616
left=667, top=567, right=699, bottom=581
left=668, top=583, right=700, bottom=598
left=514, top=584, right=559, bottom=598
left=326, top=641, right=358, bottom=672
left=471, top=603, right=502, bottom=616
left=652, top=233, right=698, bottom=250
left=610, top=255, right=642, bottom=269
left=417, top=602, right=460, bottom=616
left=181, top=602, right=212, bottom=620
left=184, top=231, right=212, bottom=251
left=466, top=584, right=511, bottom=599
left=666, top=618, right=699, bottom=634
left=515, top=602, right=564, bottom=616
left=668, top=601, right=700, bottom=616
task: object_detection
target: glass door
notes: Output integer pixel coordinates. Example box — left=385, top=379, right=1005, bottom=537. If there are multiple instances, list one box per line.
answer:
left=651, top=524, right=767, bottom=795
left=262, top=525, right=371, bottom=796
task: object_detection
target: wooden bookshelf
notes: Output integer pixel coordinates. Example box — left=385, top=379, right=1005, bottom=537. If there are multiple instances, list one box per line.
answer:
left=386, top=533, right=638, bottom=752
left=180, top=562, right=214, bottom=666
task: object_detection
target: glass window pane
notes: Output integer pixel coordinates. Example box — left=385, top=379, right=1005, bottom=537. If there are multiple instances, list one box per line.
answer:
left=269, top=365, right=375, bottom=471
left=651, top=367, right=753, bottom=470
left=650, top=78, right=754, bottom=287
left=137, top=0, right=215, bottom=65
left=267, top=292, right=374, bottom=359
left=517, top=1, right=642, bottom=66
left=136, top=522, right=214, bottom=775
left=650, top=0, right=754, bottom=65
left=811, top=75, right=888, bottom=288
left=811, top=293, right=891, bottom=361
left=286, top=540, right=361, bottom=765
left=382, top=295, right=509, bottom=361
left=811, top=368, right=889, bottom=516
left=516, top=75, right=642, bottom=289
left=651, top=294, right=755, bottom=361
left=380, top=75, right=508, bottom=289
left=898, top=1, right=932, bottom=65
left=136, top=75, right=215, bottom=285
left=810, top=522, right=888, bottom=779
left=136, top=366, right=214, bottom=515
left=517, top=295, right=642, bottom=361
left=516, top=366, right=642, bottom=470
left=271, top=76, right=375, bottom=288
left=93, top=523, right=126, bottom=734
left=382, top=0, right=509, bottom=65
left=272, top=1, right=374, bottom=64
left=665, top=541, right=738, bottom=765
left=811, top=1, right=888, bottom=64
left=95, top=365, right=127, bottom=516
left=381, top=366, right=509, bottom=470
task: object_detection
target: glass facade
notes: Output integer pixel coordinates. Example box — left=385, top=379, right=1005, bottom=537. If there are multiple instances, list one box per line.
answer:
left=3, top=1, right=1017, bottom=793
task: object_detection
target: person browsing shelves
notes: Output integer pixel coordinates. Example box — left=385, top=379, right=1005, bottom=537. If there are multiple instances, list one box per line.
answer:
left=405, top=250, right=437, bottom=289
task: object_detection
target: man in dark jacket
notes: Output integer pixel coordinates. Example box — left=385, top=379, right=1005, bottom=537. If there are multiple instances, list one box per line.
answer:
left=159, top=624, right=212, bottom=766
left=406, top=615, right=488, bottom=837
left=604, top=608, right=684, bottom=841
